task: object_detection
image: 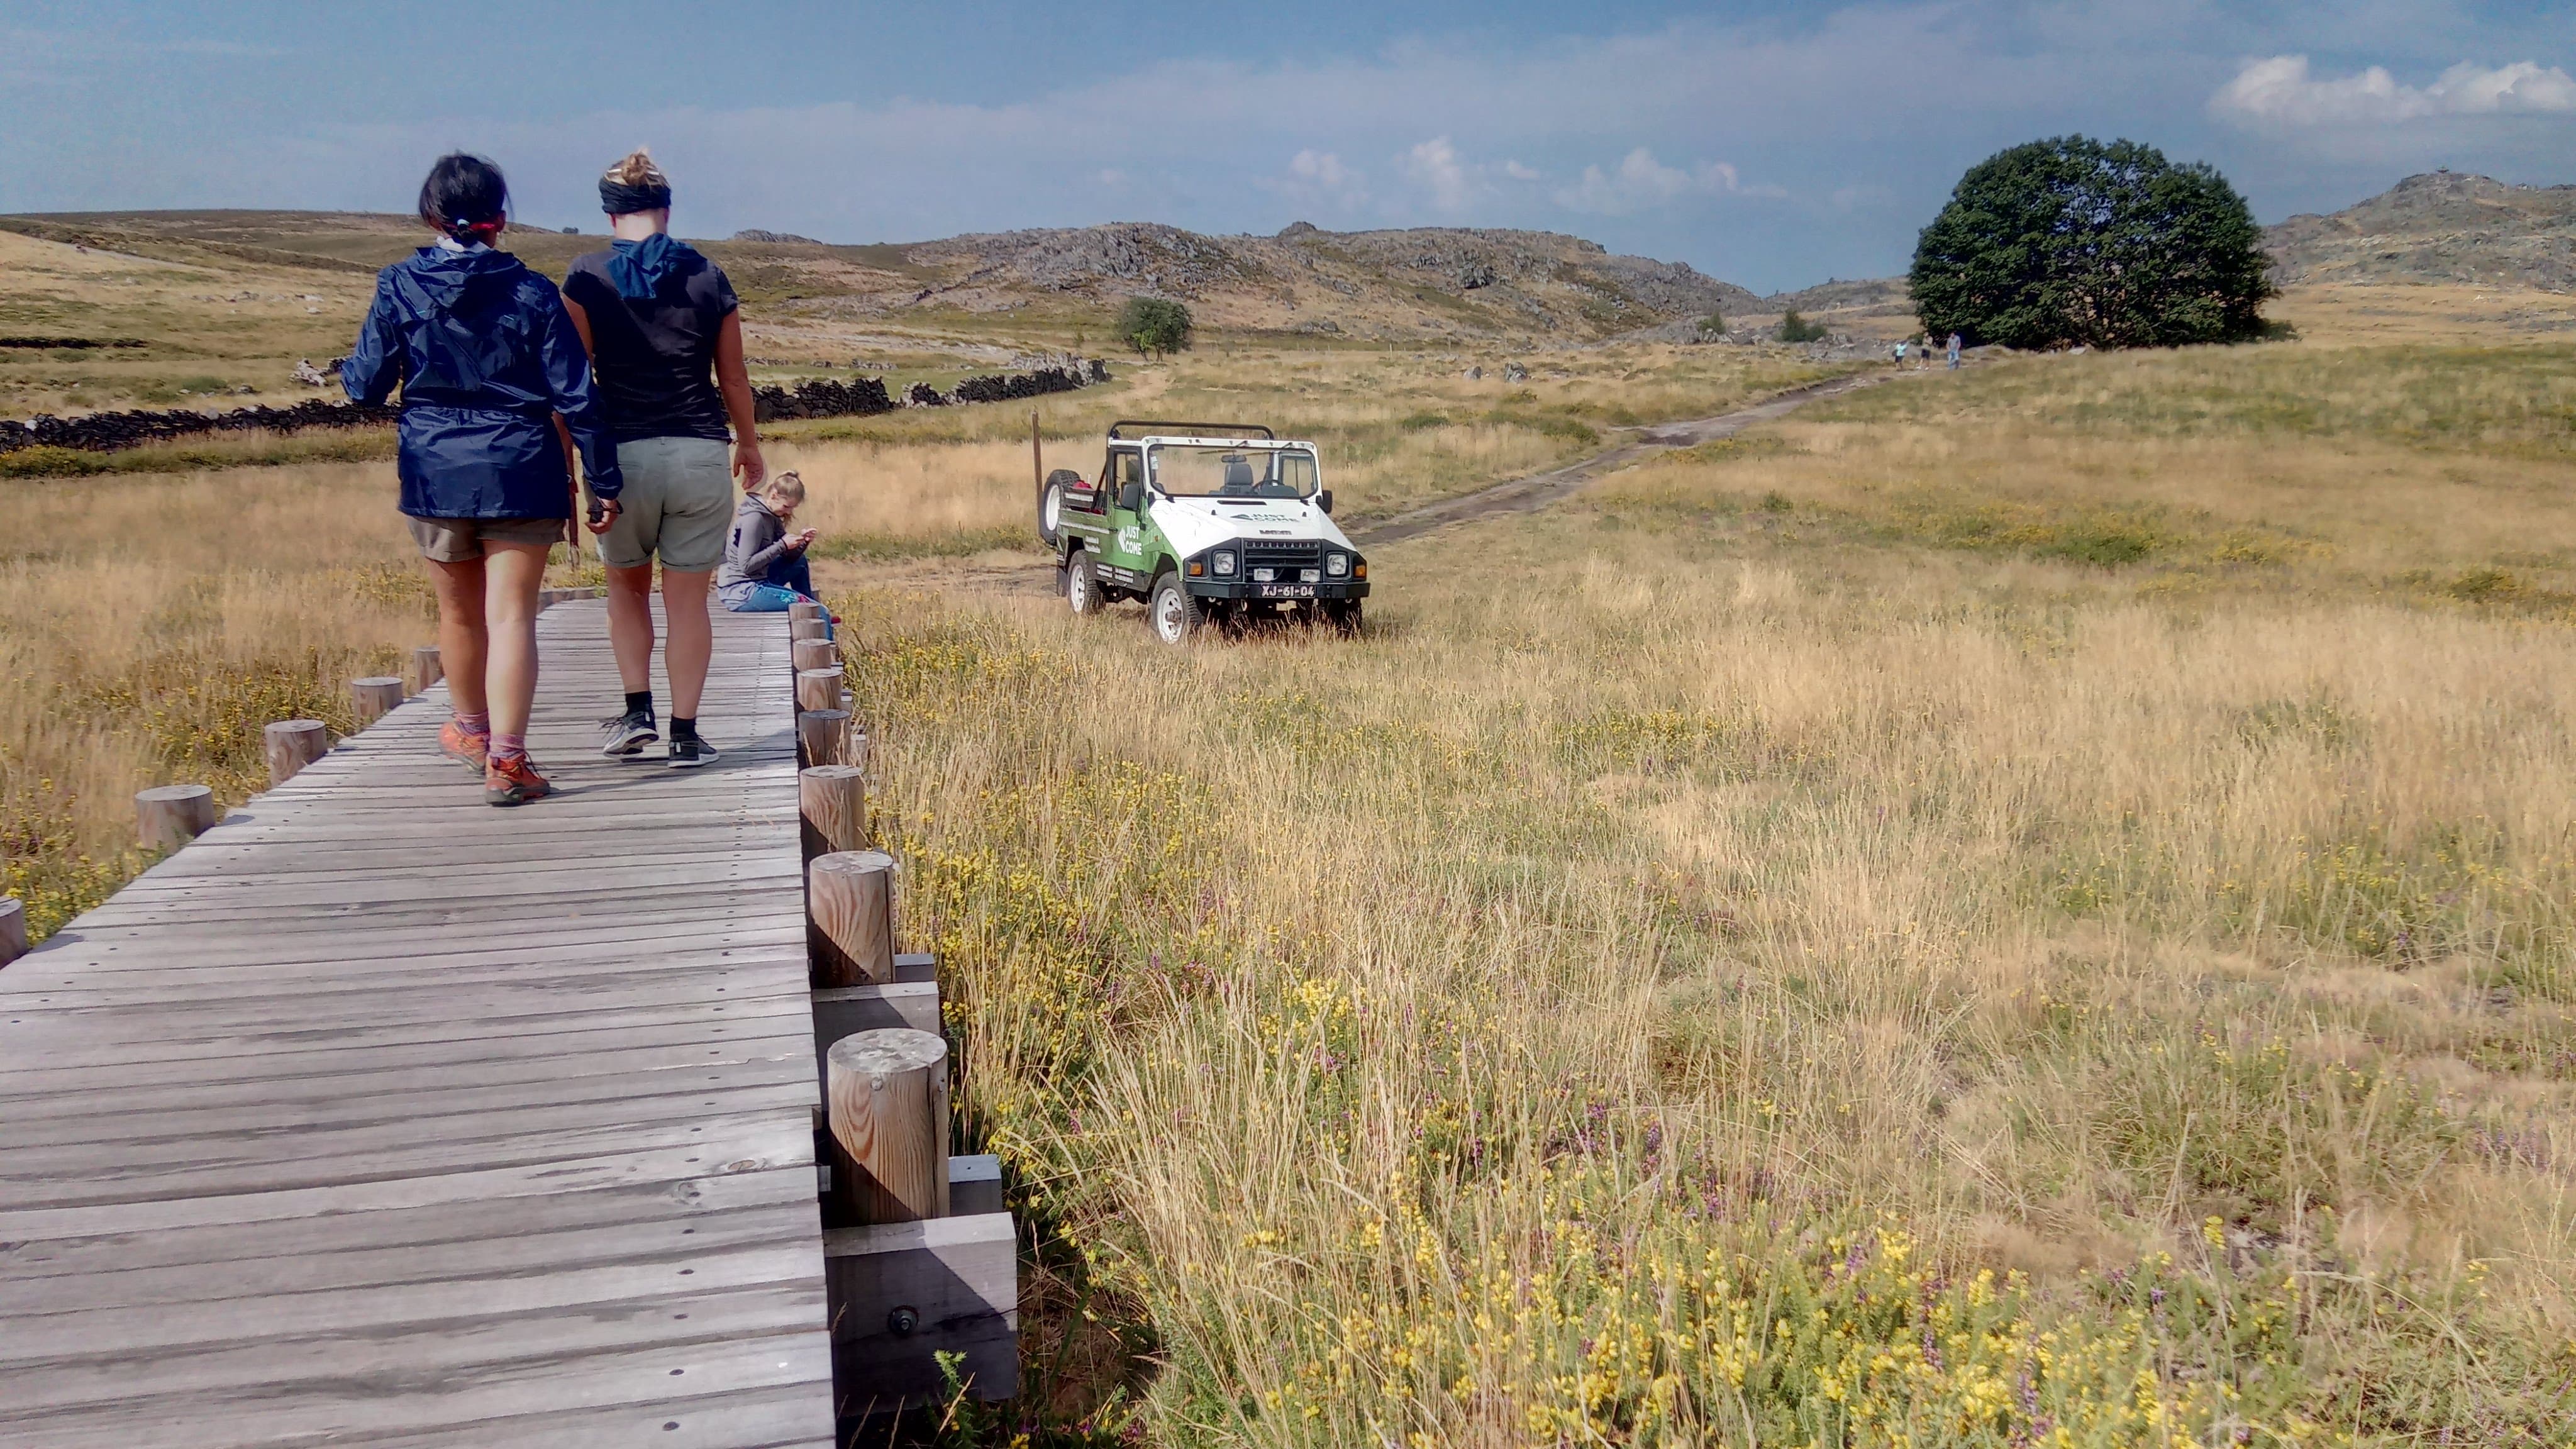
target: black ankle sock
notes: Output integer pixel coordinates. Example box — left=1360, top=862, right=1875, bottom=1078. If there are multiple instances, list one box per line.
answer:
left=625, top=691, right=654, bottom=722
left=670, top=716, right=700, bottom=743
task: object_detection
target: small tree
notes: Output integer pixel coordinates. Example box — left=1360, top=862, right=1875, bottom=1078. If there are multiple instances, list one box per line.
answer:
left=1696, top=311, right=1727, bottom=339
left=1910, top=135, right=2272, bottom=350
left=1776, top=309, right=1828, bottom=343
left=1117, top=297, right=1194, bottom=358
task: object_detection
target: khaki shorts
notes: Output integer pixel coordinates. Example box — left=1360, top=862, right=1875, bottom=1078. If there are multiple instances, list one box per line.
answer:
left=408, top=514, right=569, bottom=563
left=597, top=436, right=734, bottom=572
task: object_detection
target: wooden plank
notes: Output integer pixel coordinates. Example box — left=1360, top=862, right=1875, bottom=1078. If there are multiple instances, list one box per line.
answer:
left=823, top=1212, right=1018, bottom=1406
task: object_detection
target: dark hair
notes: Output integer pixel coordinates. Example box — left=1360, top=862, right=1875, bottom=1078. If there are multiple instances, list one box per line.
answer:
left=416, top=153, right=508, bottom=237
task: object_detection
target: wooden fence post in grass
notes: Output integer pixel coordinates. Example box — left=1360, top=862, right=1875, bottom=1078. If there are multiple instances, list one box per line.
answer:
left=824, top=1028, right=950, bottom=1224
left=809, top=849, right=896, bottom=986
left=412, top=645, right=443, bottom=691
left=801, top=765, right=869, bottom=860
left=791, top=616, right=830, bottom=643
left=789, top=599, right=823, bottom=623
left=350, top=677, right=403, bottom=726
left=799, top=708, right=852, bottom=767
left=0, top=897, right=27, bottom=968
left=793, top=638, right=839, bottom=674
left=264, top=719, right=329, bottom=786
left=796, top=667, right=845, bottom=715
left=136, top=785, right=218, bottom=851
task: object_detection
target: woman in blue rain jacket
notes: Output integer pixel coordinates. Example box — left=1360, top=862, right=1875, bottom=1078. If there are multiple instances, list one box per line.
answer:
left=343, top=153, right=623, bottom=807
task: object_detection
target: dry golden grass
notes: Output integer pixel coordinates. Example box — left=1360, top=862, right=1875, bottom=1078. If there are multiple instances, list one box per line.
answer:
left=826, top=335, right=2576, bottom=1444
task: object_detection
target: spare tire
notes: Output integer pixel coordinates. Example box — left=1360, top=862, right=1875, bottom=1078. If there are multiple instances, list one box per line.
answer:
left=1036, top=467, right=1082, bottom=547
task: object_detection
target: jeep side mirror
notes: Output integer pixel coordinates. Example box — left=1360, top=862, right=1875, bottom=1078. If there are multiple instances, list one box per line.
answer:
left=1317, top=489, right=1334, bottom=514
left=1118, top=480, right=1144, bottom=512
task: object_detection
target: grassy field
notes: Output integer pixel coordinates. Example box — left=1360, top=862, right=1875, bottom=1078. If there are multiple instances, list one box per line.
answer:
left=810, top=316, right=2576, bottom=1445
left=5, top=282, right=2573, bottom=1444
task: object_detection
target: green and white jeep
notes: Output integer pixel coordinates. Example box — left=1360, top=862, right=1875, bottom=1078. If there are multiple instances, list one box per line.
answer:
left=1036, top=420, right=1368, bottom=644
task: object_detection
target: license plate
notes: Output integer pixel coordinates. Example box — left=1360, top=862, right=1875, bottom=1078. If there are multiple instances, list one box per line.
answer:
left=1256, top=583, right=1317, bottom=598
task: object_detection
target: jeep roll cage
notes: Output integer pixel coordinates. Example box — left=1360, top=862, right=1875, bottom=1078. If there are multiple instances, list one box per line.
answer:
left=1106, top=419, right=1276, bottom=441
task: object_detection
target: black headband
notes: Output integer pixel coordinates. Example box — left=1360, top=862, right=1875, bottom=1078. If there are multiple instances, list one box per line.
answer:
left=600, top=179, right=672, bottom=215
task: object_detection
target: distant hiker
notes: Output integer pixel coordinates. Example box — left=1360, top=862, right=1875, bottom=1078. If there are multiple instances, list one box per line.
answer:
left=1946, top=332, right=1963, bottom=369
left=718, top=471, right=828, bottom=621
left=1892, top=339, right=1907, bottom=364
left=342, top=152, right=622, bottom=807
left=561, top=149, right=765, bottom=770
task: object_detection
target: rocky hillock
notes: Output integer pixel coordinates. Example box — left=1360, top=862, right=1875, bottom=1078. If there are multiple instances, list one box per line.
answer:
left=2266, top=172, right=2576, bottom=291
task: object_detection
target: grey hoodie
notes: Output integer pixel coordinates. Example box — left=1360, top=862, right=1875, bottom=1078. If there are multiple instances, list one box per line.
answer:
left=718, top=492, right=792, bottom=592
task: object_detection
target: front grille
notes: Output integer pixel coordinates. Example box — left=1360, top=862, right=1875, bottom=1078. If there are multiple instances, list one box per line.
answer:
left=1241, top=540, right=1323, bottom=572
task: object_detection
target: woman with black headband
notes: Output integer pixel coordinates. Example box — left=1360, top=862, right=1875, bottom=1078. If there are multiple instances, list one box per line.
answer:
left=560, top=150, right=765, bottom=770
left=342, top=152, right=623, bottom=806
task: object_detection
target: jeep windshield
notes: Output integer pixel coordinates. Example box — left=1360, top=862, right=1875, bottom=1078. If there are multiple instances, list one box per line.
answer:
left=1146, top=443, right=1319, bottom=499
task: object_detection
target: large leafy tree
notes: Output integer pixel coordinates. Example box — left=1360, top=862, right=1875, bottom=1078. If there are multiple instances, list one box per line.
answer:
left=1910, top=136, right=2273, bottom=350
left=1117, top=297, right=1194, bottom=358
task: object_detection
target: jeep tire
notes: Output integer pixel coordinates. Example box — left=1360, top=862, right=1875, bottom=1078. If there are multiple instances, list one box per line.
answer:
left=1065, top=548, right=1103, bottom=616
left=1036, top=467, right=1082, bottom=548
left=1148, top=570, right=1202, bottom=645
left=1322, top=599, right=1364, bottom=636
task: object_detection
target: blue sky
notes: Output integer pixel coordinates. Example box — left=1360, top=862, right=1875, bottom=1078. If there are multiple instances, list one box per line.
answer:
left=6, top=1, right=2575, bottom=292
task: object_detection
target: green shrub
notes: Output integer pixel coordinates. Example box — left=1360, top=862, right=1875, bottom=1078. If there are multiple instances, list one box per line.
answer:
left=1777, top=309, right=1829, bottom=343
left=1117, top=297, right=1194, bottom=358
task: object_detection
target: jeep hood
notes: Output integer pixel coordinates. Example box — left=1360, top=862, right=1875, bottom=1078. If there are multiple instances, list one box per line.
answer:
left=1148, top=496, right=1357, bottom=558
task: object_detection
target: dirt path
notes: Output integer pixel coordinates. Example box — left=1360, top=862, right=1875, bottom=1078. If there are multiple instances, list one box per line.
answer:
left=837, top=369, right=1896, bottom=602
left=1350, top=369, right=1890, bottom=546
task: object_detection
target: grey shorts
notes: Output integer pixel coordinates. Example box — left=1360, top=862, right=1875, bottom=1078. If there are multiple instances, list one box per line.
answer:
left=408, top=514, right=568, bottom=563
left=597, top=436, right=734, bottom=572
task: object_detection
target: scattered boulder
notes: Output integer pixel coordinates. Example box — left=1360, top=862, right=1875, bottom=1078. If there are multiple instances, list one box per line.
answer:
left=1457, top=262, right=1498, bottom=291
left=1501, top=361, right=1528, bottom=382
left=1463, top=365, right=1484, bottom=380
left=292, top=359, right=329, bottom=387
left=733, top=229, right=824, bottom=245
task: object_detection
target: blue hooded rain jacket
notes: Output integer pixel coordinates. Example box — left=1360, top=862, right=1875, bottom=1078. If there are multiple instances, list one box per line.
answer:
left=343, top=247, right=623, bottom=519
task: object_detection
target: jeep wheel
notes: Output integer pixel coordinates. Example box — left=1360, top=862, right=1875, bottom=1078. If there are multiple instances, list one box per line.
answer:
left=1065, top=549, right=1103, bottom=615
left=1036, top=467, right=1081, bottom=548
left=1323, top=599, right=1364, bottom=636
left=1148, top=571, right=1202, bottom=645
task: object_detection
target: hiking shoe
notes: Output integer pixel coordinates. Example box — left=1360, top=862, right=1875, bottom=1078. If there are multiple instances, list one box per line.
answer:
left=597, top=710, right=658, bottom=757
left=484, top=754, right=553, bottom=806
left=665, top=737, right=720, bottom=770
left=439, top=719, right=490, bottom=773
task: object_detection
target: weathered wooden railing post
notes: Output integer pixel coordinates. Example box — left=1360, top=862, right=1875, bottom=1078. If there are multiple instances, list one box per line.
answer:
left=264, top=719, right=329, bottom=786
left=412, top=645, right=443, bottom=691
left=790, top=599, right=823, bottom=624
left=809, top=850, right=896, bottom=985
left=791, top=616, right=830, bottom=644
left=799, top=708, right=853, bottom=767
left=0, top=896, right=27, bottom=968
left=794, top=638, right=840, bottom=674
left=350, top=676, right=404, bottom=726
left=136, top=785, right=218, bottom=850
left=801, top=765, right=868, bottom=860
left=796, top=667, right=844, bottom=714
left=824, top=1029, right=950, bottom=1223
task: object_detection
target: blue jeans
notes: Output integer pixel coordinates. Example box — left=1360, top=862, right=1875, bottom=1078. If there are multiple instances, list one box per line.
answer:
left=721, top=556, right=829, bottom=635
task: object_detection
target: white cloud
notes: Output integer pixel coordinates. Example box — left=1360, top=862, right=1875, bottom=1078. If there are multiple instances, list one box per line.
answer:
left=2212, top=55, right=2576, bottom=128
left=1502, top=159, right=1541, bottom=182
left=1399, top=136, right=1475, bottom=211
left=1263, top=148, right=1367, bottom=211
left=1554, top=148, right=1764, bottom=214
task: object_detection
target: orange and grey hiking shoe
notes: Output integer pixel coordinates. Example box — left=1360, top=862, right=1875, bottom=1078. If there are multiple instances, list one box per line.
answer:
left=484, top=753, right=553, bottom=807
left=439, top=719, right=490, bottom=773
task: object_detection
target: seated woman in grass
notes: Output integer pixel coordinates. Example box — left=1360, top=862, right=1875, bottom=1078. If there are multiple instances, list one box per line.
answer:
left=716, top=470, right=824, bottom=615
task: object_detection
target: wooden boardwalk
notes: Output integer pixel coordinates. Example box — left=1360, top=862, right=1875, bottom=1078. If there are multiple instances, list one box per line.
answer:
left=0, top=601, right=838, bottom=1448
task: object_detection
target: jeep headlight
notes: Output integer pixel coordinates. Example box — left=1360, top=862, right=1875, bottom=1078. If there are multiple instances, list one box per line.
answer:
left=1213, top=551, right=1236, bottom=577
left=1325, top=552, right=1349, bottom=577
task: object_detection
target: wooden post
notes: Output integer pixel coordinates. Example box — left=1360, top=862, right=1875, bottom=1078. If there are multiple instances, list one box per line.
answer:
left=136, top=784, right=218, bottom=851
left=263, top=719, right=329, bottom=786
left=791, top=617, right=830, bottom=643
left=0, top=896, right=27, bottom=969
left=789, top=599, right=824, bottom=624
left=412, top=645, right=444, bottom=691
left=796, top=667, right=845, bottom=715
left=1030, top=408, right=1043, bottom=496
left=799, top=708, right=852, bottom=767
left=801, top=765, right=868, bottom=859
left=809, top=849, right=896, bottom=986
left=824, top=1028, right=950, bottom=1224
left=350, top=676, right=404, bottom=726
left=793, top=638, right=840, bottom=674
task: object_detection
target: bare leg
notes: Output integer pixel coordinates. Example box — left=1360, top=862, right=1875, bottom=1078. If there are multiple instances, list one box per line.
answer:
left=606, top=562, right=658, bottom=697
left=481, top=542, right=550, bottom=739
left=660, top=568, right=714, bottom=720
left=425, top=556, right=489, bottom=716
